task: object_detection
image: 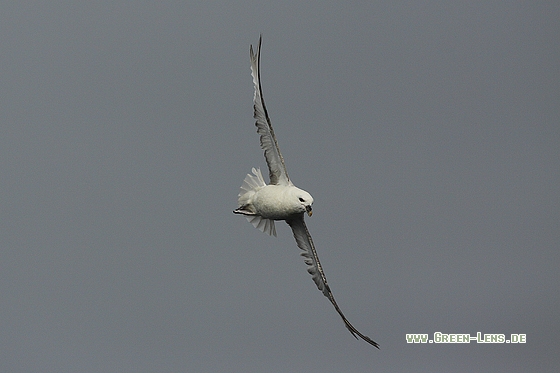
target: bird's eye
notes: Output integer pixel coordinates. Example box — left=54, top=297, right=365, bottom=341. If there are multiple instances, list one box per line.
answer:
left=298, top=197, right=305, bottom=202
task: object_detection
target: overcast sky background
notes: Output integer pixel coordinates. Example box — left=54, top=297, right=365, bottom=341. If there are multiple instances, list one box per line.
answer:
left=1, top=1, right=558, bottom=372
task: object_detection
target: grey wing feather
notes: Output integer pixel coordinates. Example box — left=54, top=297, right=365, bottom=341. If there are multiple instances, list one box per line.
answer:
left=286, top=216, right=380, bottom=348
left=250, top=36, right=291, bottom=186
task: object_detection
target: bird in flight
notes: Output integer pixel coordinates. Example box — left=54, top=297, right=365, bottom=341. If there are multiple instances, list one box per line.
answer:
left=234, top=36, right=379, bottom=348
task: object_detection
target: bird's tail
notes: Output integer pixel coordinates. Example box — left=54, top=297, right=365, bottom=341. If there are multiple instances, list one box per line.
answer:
left=237, top=167, right=266, bottom=207
left=234, top=168, right=276, bottom=237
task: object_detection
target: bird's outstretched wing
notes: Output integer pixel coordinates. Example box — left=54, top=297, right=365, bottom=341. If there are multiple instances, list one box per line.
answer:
left=286, top=216, right=380, bottom=348
left=250, top=36, right=291, bottom=186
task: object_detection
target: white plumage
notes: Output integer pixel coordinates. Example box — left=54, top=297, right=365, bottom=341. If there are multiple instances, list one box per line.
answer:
left=233, top=36, right=379, bottom=348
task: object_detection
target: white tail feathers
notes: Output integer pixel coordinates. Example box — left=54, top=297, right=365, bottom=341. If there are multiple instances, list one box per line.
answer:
left=246, top=214, right=276, bottom=237
left=238, top=167, right=266, bottom=203
left=237, top=168, right=276, bottom=237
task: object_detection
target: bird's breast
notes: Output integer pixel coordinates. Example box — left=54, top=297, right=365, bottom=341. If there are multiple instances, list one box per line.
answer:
left=253, top=185, right=300, bottom=220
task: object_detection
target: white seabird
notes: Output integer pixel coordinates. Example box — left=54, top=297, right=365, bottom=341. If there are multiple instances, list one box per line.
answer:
left=234, top=36, right=379, bottom=348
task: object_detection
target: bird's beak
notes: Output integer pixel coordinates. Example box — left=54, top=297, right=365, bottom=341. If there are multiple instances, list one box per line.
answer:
left=306, top=205, right=313, bottom=217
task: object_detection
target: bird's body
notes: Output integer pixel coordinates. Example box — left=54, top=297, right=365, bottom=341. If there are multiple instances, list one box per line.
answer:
left=234, top=36, right=379, bottom=348
left=253, top=185, right=312, bottom=220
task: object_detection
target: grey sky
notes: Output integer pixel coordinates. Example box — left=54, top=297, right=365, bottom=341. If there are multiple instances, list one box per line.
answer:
left=1, top=1, right=558, bottom=372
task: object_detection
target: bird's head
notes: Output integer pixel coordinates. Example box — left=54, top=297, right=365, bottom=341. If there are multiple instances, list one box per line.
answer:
left=293, top=188, right=313, bottom=217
